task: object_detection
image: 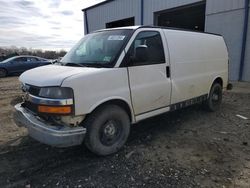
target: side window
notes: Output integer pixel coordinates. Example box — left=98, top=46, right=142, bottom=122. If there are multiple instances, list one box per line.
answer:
left=38, top=58, right=46, bottom=61
left=14, top=57, right=27, bottom=62
left=12, top=58, right=19, bottom=62
left=128, top=31, right=165, bottom=66
left=29, top=57, right=38, bottom=62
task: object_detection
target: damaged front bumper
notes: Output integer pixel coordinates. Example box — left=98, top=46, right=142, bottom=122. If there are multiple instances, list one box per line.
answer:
left=13, top=103, right=86, bottom=147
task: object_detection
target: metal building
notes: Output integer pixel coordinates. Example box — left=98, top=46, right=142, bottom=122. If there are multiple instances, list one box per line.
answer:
left=82, top=0, right=250, bottom=81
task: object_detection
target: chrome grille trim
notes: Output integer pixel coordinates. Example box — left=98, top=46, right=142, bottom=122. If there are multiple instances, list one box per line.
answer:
left=27, top=94, right=73, bottom=106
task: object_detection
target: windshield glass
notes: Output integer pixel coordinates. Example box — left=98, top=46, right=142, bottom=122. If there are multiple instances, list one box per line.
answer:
left=61, top=29, right=133, bottom=67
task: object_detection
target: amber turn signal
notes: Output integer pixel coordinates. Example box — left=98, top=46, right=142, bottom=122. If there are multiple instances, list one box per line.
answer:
left=38, top=105, right=72, bottom=114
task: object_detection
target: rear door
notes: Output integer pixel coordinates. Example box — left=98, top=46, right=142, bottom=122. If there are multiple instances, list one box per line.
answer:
left=125, top=29, right=171, bottom=115
left=10, top=57, right=27, bottom=73
left=24, top=57, right=39, bottom=70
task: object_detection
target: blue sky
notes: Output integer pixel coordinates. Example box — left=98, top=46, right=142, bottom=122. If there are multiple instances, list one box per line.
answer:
left=0, top=0, right=105, bottom=50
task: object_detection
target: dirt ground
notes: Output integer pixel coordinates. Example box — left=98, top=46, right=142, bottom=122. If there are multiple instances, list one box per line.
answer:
left=0, top=76, right=250, bottom=188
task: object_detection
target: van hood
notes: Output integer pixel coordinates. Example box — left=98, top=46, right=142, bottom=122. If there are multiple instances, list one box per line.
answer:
left=19, top=64, right=103, bottom=87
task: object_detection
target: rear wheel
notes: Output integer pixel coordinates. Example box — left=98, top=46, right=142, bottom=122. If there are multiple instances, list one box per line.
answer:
left=0, top=69, right=7, bottom=78
left=84, top=104, right=130, bottom=156
left=205, top=83, right=222, bottom=112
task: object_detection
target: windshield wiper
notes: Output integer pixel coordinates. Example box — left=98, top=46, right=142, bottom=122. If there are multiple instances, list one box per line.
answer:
left=81, top=61, right=111, bottom=68
left=84, top=63, right=109, bottom=68
left=64, top=62, right=86, bottom=67
left=63, top=62, right=111, bottom=68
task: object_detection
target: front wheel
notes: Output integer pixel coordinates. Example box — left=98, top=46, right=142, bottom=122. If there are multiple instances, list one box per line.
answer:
left=205, top=83, right=222, bottom=112
left=84, top=104, right=130, bottom=156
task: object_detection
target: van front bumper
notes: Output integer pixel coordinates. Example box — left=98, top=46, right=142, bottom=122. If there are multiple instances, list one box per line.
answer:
left=13, top=103, right=86, bottom=147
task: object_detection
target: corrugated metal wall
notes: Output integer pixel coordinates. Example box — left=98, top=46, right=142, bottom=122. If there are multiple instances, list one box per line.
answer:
left=85, top=0, right=140, bottom=33
left=84, top=0, right=250, bottom=81
left=206, top=0, right=245, bottom=14
left=242, top=6, right=250, bottom=81
left=143, top=0, right=203, bottom=24
left=85, top=0, right=204, bottom=33
left=205, top=0, right=248, bottom=81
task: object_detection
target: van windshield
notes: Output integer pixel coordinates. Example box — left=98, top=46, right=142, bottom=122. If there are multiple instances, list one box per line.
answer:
left=61, top=29, right=133, bottom=68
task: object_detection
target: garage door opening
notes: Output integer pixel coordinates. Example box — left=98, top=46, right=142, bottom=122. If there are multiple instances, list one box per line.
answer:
left=106, top=17, right=135, bottom=29
left=154, top=2, right=206, bottom=31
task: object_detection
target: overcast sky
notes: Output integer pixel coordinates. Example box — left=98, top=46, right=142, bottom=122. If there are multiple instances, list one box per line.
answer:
left=0, top=0, right=105, bottom=50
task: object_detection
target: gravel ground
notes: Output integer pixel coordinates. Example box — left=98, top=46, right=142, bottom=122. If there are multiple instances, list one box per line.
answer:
left=0, top=76, right=250, bottom=188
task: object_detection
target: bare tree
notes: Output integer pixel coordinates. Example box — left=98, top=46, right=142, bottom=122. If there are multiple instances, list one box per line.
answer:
left=0, top=46, right=67, bottom=61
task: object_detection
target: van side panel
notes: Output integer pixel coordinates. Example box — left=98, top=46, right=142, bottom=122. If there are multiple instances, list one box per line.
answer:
left=163, top=30, right=229, bottom=104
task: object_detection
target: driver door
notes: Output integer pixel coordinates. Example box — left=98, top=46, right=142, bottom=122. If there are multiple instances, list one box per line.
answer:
left=126, top=29, right=171, bottom=116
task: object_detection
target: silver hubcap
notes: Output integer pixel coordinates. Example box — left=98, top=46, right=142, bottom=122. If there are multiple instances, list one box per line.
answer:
left=104, top=121, right=116, bottom=137
left=212, top=93, right=219, bottom=101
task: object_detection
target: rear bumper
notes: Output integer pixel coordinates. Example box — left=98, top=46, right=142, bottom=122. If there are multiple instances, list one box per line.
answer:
left=13, top=103, right=86, bottom=147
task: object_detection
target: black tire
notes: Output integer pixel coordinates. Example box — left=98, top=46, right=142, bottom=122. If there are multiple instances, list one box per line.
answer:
left=205, top=83, right=222, bottom=112
left=0, top=68, right=7, bottom=78
left=84, top=104, right=130, bottom=156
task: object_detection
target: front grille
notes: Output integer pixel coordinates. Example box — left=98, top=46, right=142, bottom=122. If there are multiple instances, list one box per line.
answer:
left=22, top=84, right=40, bottom=114
left=23, top=101, right=38, bottom=113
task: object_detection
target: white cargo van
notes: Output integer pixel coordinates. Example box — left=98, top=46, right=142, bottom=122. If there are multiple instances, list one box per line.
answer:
left=14, top=26, right=231, bottom=155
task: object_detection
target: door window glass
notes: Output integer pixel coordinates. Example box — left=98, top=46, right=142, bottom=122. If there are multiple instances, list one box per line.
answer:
left=128, top=31, right=165, bottom=66
left=13, top=57, right=27, bottom=62
left=27, top=57, right=37, bottom=62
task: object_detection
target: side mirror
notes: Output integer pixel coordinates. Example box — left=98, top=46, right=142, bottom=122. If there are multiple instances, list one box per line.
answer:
left=135, top=45, right=148, bottom=62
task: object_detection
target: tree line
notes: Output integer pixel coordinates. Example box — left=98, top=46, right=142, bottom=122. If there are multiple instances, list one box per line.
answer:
left=0, top=46, right=67, bottom=61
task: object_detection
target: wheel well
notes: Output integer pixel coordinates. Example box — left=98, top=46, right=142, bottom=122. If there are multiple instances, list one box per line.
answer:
left=213, top=77, right=223, bottom=87
left=92, top=99, right=132, bottom=122
left=0, top=68, right=8, bottom=74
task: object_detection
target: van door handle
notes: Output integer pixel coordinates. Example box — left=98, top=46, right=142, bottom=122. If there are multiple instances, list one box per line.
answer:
left=166, top=66, right=170, bottom=78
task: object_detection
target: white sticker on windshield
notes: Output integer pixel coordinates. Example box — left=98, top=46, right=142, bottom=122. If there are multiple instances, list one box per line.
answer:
left=103, top=56, right=112, bottom=62
left=108, top=35, right=126, bottom=41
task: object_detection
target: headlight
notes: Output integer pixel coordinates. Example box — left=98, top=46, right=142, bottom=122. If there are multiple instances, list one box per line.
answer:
left=39, top=87, right=73, bottom=99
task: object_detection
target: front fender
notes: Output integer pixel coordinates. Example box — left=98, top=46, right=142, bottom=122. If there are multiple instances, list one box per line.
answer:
left=61, top=67, right=134, bottom=121
left=88, top=96, right=135, bottom=123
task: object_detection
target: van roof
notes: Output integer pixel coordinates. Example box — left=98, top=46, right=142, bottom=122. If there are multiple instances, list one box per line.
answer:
left=95, top=25, right=222, bottom=37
